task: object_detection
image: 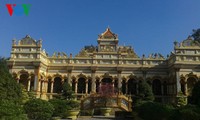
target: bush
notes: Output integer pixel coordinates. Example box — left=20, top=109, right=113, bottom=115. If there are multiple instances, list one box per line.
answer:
left=49, top=99, right=69, bottom=117
left=169, top=105, right=200, bottom=120
left=66, top=100, right=80, bottom=110
left=24, top=99, right=54, bottom=120
left=0, top=100, right=27, bottom=120
left=136, top=102, right=174, bottom=120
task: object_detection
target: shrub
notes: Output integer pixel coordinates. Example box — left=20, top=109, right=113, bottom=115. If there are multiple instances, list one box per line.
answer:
left=49, top=99, right=69, bottom=117
left=0, top=100, right=27, bottom=120
left=136, top=102, right=174, bottom=120
left=24, top=99, right=54, bottom=120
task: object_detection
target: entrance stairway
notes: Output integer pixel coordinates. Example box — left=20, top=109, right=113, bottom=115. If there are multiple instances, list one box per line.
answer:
left=80, top=92, right=132, bottom=112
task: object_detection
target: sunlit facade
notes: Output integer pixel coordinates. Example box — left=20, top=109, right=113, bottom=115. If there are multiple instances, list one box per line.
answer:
left=7, top=28, right=199, bottom=103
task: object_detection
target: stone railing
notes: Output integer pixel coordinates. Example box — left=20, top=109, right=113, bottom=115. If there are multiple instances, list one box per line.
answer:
left=80, top=93, right=132, bottom=112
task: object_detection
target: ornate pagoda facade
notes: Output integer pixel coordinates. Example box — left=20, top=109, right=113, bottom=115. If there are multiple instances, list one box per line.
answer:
left=7, top=28, right=200, bottom=103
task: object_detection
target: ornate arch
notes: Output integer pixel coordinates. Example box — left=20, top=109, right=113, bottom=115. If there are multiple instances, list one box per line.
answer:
left=77, top=73, right=87, bottom=80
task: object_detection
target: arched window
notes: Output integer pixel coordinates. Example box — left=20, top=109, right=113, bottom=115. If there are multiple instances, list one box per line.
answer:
left=19, top=74, right=29, bottom=90
left=187, top=77, right=196, bottom=95
left=180, top=79, right=186, bottom=95
left=53, top=77, right=62, bottom=93
left=122, top=79, right=126, bottom=94
left=78, top=77, right=86, bottom=93
left=152, top=79, right=161, bottom=95
left=127, top=78, right=137, bottom=95
left=101, top=78, right=112, bottom=84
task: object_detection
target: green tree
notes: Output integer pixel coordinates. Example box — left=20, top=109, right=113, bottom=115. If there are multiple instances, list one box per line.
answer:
left=0, top=58, right=22, bottom=103
left=49, top=99, right=69, bottom=117
left=0, top=58, right=27, bottom=119
left=24, top=99, right=54, bottom=120
left=62, top=82, right=74, bottom=100
left=138, top=80, right=154, bottom=101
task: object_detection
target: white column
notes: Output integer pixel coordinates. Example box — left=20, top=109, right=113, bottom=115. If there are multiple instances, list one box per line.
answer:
left=67, top=71, right=72, bottom=86
left=75, top=81, right=78, bottom=93
left=176, top=69, right=181, bottom=94
left=37, top=80, right=41, bottom=92
left=51, top=81, right=54, bottom=93
left=117, top=71, right=122, bottom=90
left=27, top=78, right=31, bottom=91
left=91, top=72, right=96, bottom=93
left=85, top=80, right=88, bottom=94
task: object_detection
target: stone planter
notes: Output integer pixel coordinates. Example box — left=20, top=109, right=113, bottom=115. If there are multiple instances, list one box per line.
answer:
left=100, top=108, right=112, bottom=116
left=64, top=110, right=79, bottom=120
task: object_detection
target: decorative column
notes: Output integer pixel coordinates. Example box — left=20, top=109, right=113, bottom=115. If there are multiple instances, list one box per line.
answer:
left=175, top=68, right=181, bottom=94
left=91, top=70, right=96, bottom=93
left=75, top=80, right=78, bottom=94
left=185, top=83, right=188, bottom=95
left=117, top=70, right=122, bottom=91
left=51, top=80, right=54, bottom=93
left=67, top=70, right=72, bottom=86
left=27, top=77, right=31, bottom=91
left=34, top=65, right=40, bottom=98
left=85, top=79, right=88, bottom=94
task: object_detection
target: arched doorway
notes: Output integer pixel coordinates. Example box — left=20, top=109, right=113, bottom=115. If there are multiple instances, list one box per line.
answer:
left=127, top=78, right=137, bottom=95
left=180, top=79, right=186, bottom=95
left=152, top=79, right=162, bottom=95
left=19, top=74, right=29, bottom=90
left=122, top=79, right=126, bottom=94
left=78, top=77, right=86, bottom=93
left=187, top=77, right=196, bottom=95
left=53, top=77, right=62, bottom=93
left=101, top=78, right=112, bottom=85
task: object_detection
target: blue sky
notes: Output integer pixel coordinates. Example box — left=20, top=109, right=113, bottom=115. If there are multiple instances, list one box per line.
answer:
left=1, top=0, right=200, bottom=57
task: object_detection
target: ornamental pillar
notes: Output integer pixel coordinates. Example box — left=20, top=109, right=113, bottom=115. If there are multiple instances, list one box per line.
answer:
left=51, top=80, right=54, bottom=93
left=75, top=80, right=78, bottom=94
left=67, top=71, right=72, bottom=86
left=176, top=68, right=181, bottom=94
left=85, top=79, right=88, bottom=94
left=117, top=71, right=122, bottom=90
left=91, top=71, right=96, bottom=93
left=27, top=77, right=31, bottom=91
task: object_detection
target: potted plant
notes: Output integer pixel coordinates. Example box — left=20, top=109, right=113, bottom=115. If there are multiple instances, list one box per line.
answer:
left=62, top=82, right=80, bottom=120
left=98, top=83, right=116, bottom=116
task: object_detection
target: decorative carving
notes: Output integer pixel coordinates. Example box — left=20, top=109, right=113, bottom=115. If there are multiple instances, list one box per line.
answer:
left=75, top=49, right=89, bottom=57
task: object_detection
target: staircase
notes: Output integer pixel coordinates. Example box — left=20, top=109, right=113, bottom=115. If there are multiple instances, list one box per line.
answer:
left=80, top=92, right=132, bottom=112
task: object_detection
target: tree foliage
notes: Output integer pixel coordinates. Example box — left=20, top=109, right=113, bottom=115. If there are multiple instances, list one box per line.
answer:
left=62, top=82, right=74, bottom=100
left=49, top=99, right=69, bottom=117
left=0, top=58, right=22, bottom=103
left=0, top=58, right=26, bottom=119
left=138, top=80, right=154, bottom=101
left=24, top=99, right=54, bottom=120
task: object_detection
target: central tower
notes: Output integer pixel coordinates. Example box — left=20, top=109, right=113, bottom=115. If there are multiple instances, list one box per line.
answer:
left=97, top=27, right=118, bottom=52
